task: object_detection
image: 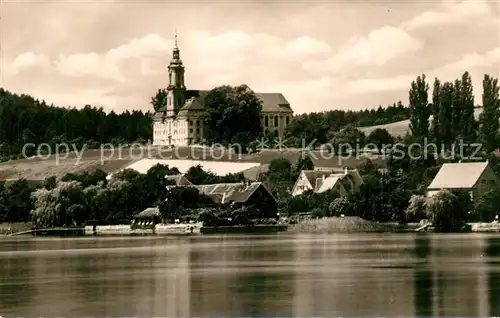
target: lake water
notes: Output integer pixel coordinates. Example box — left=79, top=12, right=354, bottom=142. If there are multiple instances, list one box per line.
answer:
left=1, top=233, right=500, bottom=317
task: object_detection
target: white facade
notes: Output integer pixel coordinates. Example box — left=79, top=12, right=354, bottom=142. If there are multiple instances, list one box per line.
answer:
left=291, top=171, right=315, bottom=197
left=151, top=38, right=293, bottom=146
left=153, top=118, right=190, bottom=146
left=291, top=169, right=363, bottom=197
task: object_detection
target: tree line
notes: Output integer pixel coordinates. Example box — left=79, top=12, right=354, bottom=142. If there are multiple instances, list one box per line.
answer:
left=1, top=148, right=500, bottom=232
left=0, top=164, right=247, bottom=227
left=2, top=71, right=498, bottom=163
left=0, top=88, right=152, bottom=162
left=408, top=72, right=499, bottom=154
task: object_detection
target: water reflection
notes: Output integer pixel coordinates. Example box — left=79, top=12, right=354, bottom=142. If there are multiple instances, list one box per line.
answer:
left=0, top=239, right=36, bottom=310
left=189, top=236, right=295, bottom=317
left=411, top=234, right=500, bottom=317
left=486, top=237, right=500, bottom=316
left=413, top=235, right=433, bottom=317
left=1, top=234, right=500, bottom=317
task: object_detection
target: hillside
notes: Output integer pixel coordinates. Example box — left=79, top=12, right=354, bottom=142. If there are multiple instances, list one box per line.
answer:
left=359, top=107, right=484, bottom=137
left=0, top=147, right=388, bottom=181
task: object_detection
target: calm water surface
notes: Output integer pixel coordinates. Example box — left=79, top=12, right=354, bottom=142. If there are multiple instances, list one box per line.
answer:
left=1, top=233, right=500, bottom=317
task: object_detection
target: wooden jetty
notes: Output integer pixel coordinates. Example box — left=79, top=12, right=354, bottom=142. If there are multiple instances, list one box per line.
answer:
left=10, top=227, right=85, bottom=237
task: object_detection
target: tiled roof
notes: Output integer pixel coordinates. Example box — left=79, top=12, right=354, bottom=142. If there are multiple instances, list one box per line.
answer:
left=134, top=207, right=160, bottom=218
left=186, top=90, right=293, bottom=113
left=301, top=169, right=364, bottom=193
left=194, top=182, right=265, bottom=204
left=317, top=176, right=342, bottom=193
left=152, top=111, right=165, bottom=119
left=165, top=174, right=193, bottom=186
left=177, top=97, right=206, bottom=117
left=240, top=164, right=269, bottom=181
left=302, top=170, right=336, bottom=187
left=427, top=161, right=489, bottom=190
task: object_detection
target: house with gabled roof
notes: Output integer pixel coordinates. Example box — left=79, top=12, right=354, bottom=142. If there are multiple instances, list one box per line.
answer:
left=426, top=161, right=500, bottom=200
left=165, top=178, right=278, bottom=219
left=165, top=174, right=193, bottom=186
left=291, top=168, right=364, bottom=197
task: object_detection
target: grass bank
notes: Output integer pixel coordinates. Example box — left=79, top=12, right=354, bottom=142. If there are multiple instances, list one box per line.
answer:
left=288, top=217, right=403, bottom=233
left=0, top=222, right=33, bottom=235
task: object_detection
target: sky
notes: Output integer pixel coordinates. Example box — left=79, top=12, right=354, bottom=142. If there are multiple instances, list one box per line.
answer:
left=1, top=0, right=499, bottom=114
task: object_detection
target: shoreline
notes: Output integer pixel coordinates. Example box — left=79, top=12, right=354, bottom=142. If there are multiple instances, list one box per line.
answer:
left=2, top=218, right=500, bottom=236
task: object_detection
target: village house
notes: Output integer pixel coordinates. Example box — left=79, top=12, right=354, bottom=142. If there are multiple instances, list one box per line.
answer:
left=291, top=168, right=364, bottom=197
left=166, top=177, right=278, bottom=219
left=152, top=34, right=294, bottom=147
left=165, top=174, right=193, bottom=186
left=426, top=161, right=499, bottom=200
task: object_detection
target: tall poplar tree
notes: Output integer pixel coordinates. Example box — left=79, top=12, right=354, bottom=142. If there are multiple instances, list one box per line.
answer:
left=452, top=79, right=463, bottom=141
left=479, top=74, right=500, bottom=154
left=409, top=74, right=430, bottom=141
left=438, top=82, right=455, bottom=149
left=431, top=78, right=441, bottom=144
left=459, top=71, right=476, bottom=144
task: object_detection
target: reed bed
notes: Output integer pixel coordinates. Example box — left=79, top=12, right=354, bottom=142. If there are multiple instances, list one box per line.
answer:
left=288, top=216, right=399, bottom=233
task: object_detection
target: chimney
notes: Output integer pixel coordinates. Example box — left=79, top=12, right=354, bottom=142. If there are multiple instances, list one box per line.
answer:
left=344, top=167, right=348, bottom=175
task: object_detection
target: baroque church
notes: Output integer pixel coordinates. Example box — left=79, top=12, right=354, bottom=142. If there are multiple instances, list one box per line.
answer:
left=152, top=35, right=294, bottom=146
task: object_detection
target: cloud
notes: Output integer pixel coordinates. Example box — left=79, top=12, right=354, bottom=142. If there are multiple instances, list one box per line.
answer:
left=440, top=47, right=500, bottom=74
left=304, top=26, right=423, bottom=73
left=284, top=36, right=332, bottom=56
left=402, top=0, right=493, bottom=30
left=4, top=30, right=338, bottom=113
left=346, top=45, right=500, bottom=96
left=7, top=52, right=52, bottom=75
left=55, top=34, right=171, bottom=82
left=347, top=74, right=416, bottom=94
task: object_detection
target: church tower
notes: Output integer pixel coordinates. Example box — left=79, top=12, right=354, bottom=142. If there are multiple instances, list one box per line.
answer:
left=165, top=32, right=186, bottom=117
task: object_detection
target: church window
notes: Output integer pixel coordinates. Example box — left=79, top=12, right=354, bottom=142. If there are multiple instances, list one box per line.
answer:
left=264, top=116, right=269, bottom=127
left=274, top=116, right=278, bottom=127
left=196, top=128, right=200, bottom=133
left=190, top=129, right=193, bottom=134
left=189, top=120, right=193, bottom=126
left=196, top=120, right=200, bottom=125
left=286, top=116, right=290, bottom=125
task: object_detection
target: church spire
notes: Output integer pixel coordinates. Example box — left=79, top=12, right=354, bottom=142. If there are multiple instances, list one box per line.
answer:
left=172, top=29, right=181, bottom=61
left=166, top=28, right=186, bottom=113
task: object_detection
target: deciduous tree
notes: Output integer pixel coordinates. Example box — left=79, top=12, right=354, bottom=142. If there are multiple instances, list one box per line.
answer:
left=409, top=74, right=430, bottom=141
left=150, top=89, right=168, bottom=112
left=203, top=85, right=263, bottom=145
left=479, top=74, right=500, bottom=153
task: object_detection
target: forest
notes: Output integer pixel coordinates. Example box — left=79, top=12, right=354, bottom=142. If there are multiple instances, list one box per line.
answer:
left=0, top=85, right=409, bottom=162
left=0, top=88, right=152, bottom=161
